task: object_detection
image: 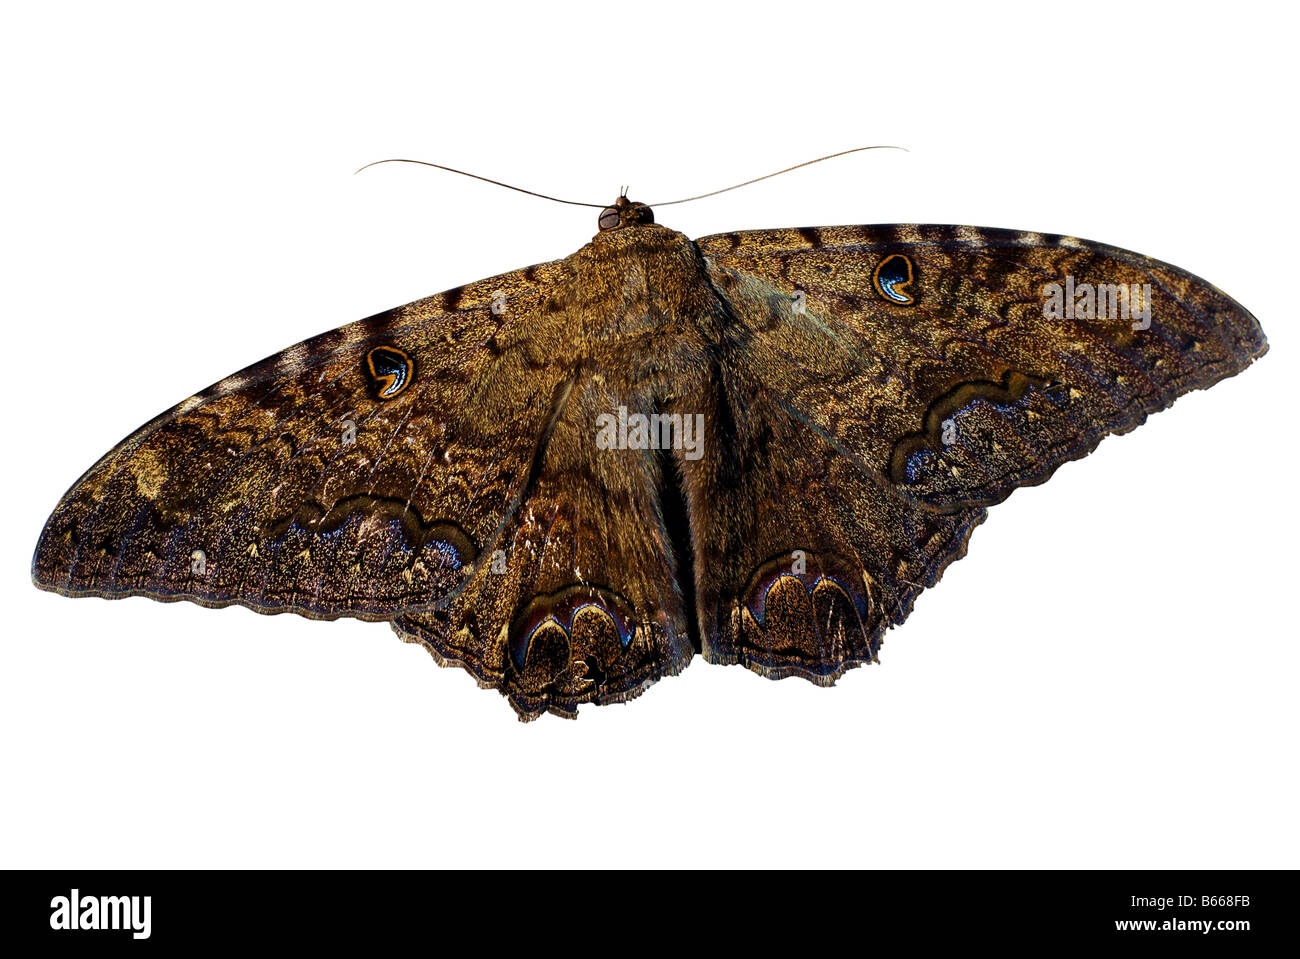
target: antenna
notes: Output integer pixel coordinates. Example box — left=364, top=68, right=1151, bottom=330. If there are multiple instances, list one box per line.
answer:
left=354, top=158, right=606, bottom=208
left=355, top=146, right=908, bottom=209
left=648, top=146, right=907, bottom=207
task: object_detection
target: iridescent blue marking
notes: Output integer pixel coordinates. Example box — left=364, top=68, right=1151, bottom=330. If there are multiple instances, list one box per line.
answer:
left=570, top=602, right=633, bottom=648
left=509, top=597, right=633, bottom=671
left=811, top=574, right=869, bottom=618
left=954, top=393, right=1035, bottom=424
left=429, top=539, right=463, bottom=570
left=511, top=621, right=545, bottom=670
left=906, top=448, right=937, bottom=484
left=367, top=346, right=413, bottom=399
left=875, top=254, right=914, bottom=304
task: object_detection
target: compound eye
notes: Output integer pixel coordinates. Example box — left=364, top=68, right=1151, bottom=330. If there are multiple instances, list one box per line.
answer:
left=598, top=207, right=621, bottom=231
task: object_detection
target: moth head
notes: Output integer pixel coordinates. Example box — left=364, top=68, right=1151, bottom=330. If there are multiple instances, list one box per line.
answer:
left=597, top=196, right=655, bottom=232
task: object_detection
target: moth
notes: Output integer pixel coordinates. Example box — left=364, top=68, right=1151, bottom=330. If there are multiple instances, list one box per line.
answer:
left=32, top=166, right=1267, bottom=719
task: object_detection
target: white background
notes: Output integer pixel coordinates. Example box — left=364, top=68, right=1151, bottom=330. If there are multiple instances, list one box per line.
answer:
left=2, top=1, right=1295, bottom=869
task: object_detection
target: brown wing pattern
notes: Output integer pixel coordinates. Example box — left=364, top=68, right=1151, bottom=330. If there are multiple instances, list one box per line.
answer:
left=679, top=354, right=988, bottom=683
left=32, top=227, right=702, bottom=719
left=691, top=223, right=1265, bottom=679
left=392, top=367, right=696, bottom=719
left=32, top=261, right=574, bottom=619
left=33, top=214, right=1267, bottom=718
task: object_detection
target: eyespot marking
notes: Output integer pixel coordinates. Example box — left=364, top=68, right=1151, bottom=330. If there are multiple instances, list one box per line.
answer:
left=874, top=253, right=916, bottom=305
left=366, top=346, right=414, bottom=400
left=508, top=586, right=636, bottom=675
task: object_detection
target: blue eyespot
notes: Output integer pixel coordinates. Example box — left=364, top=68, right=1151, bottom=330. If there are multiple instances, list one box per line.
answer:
left=874, top=254, right=916, bottom=305
left=366, top=346, right=414, bottom=399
